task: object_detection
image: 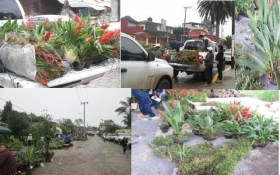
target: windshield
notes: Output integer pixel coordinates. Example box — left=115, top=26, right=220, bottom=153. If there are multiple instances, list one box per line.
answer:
left=118, top=133, right=130, bottom=136
left=0, top=0, right=23, bottom=20
left=184, top=41, right=205, bottom=50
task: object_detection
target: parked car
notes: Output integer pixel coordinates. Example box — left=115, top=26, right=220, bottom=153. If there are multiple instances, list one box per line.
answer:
left=0, top=0, right=26, bottom=27
left=121, top=33, right=174, bottom=89
left=115, top=133, right=131, bottom=144
left=29, top=15, right=72, bottom=23
left=106, top=133, right=118, bottom=142
left=224, top=49, right=232, bottom=63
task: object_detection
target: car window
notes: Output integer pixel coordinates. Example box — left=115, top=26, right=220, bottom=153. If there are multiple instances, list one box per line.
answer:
left=0, top=0, right=23, bottom=20
left=121, top=36, right=146, bottom=61
left=184, top=41, right=205, bottom=50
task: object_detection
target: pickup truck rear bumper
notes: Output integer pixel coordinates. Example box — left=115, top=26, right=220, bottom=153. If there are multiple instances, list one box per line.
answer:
left=0, top=58, right=120, bottom=88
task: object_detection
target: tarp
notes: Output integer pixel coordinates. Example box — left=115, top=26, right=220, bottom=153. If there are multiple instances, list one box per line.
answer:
left=57, top=0, right=105, bottom=10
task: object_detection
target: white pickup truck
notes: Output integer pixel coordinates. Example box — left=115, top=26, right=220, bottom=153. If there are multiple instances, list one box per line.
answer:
left=115, top=133, right=131, bottom=144
left=166, top=39, right=224, bottom=80
left=0, top=58, right=119, bottom=88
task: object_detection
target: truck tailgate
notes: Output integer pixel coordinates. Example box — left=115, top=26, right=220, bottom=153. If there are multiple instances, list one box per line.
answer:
left=0, top=58, right=119, bottom=88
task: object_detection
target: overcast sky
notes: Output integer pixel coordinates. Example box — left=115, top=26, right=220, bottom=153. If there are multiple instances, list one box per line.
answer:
left=0, top=89, right=131, bottom=127
left=121, top=0, right=233, bottom=38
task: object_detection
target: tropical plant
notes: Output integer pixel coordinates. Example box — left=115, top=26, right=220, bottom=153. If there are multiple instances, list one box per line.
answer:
left=115, top=97, right=132, bottom=128
left=222, top=35, right=232, bottom=49
left=236, top=0, right=280, bottom=89
left=197, top=1, right=234, bottom=42
left=17, top=146, right=41, bottom=174
left=160, top=101, right=184, bottom=134
left=219, top=119, right=242, bottom=137
left=173, top=50, right=202, bottom=65
left=235, top=0, right=255, bottom=17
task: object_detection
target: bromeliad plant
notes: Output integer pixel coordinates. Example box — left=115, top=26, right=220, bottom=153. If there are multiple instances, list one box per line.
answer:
left=236, top=0, right=280, bottom=89
left=160, top=101, right=185, bottom=134
left=173, top=50, right=202, bottom=65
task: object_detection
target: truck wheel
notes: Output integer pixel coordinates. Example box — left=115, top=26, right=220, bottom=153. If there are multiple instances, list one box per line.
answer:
left=202, top=71, right=207, bottom=81
left=156, top=79, right=171, bottom=89
left=173, top=70, right=179, bottom=78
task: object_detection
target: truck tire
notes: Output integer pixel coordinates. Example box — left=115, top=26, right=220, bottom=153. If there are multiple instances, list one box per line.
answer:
left=173, top=70, right=179, bottom=78
left=202, top=70, right=207, bottom=81
left=156, top=79, right=171, bottom=89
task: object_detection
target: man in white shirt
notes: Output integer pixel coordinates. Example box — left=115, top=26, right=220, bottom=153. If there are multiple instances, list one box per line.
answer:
left=27, top=134, right=32, bottom=146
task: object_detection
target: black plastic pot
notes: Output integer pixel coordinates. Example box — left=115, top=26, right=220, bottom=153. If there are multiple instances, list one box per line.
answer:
left=73, top=61, right=85, bottom=71
left=84, top=59, right=93, bottom=68
left=92, top=56, right=105, bottom=64
left=160, top=126, right=169, bottom=133
left=225, top=135, right=233, bottom=139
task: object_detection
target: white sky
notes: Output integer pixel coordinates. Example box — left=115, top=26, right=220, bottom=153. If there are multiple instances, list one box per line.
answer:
left=0, top=89, right=131, bottom=127
left=121, top=0, right=233, bottom=38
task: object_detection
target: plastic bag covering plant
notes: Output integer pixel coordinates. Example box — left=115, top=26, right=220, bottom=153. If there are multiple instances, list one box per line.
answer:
left=236, top=0, right=280, bottom=89
left=173, top=50, right=203, bottom=65
left=240, top=114, right=278, bottom=146
left=160, top=101, right=184, bottom=134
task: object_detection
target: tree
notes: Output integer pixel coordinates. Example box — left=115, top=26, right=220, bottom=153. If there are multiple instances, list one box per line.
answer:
left=103, top=124, right=120, bottom=133
left=1, top=101, right=13, bottom=123
left=114, top=97, right=131, bottom=128
left=201, top=17, right=216, bottom=35
left=222, top=35, right=232, bottom=49
left=197, top=1, right=234, bottom=42
left=74, top=118, right=84, bottom=127
left=173, top=27, right=183, bottom=41
left=7, top=111, right=29, bottom=137
left=59, top=118, right=76, bottom=132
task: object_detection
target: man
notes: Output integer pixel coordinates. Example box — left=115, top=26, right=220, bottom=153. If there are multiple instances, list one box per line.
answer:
left=27, top=134, right=32, bottom=146
left=151, top=44, right=163, bottom=59
left=199, top=35, right=209, bottom=51
left=0, top=143, right=17, bottom=175
left=121, top=137, right=128, bottom=154
left=169, top=40, right=183, bottom=52
left=63, top=135, right=70, bottom=144
left=215, top=45, right=224, bottom=82
left=204, top=47, right=214, bottom=86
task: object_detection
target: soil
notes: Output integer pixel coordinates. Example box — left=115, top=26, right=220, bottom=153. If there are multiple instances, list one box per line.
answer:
left=32, top=136, right=131, bottom=175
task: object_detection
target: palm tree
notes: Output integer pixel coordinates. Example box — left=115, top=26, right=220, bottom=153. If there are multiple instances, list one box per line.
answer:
left=115, top=97, right=131, bottom=128
left=222, top=35, right=232, bottom=49
left=197, top=1, right=234, bottom=42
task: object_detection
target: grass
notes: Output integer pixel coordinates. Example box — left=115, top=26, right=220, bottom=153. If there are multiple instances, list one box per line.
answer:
left=239, top=90, right=279, bottom=102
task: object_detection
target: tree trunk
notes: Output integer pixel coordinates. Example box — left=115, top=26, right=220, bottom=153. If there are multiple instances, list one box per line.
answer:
left=215, top=18, right=220, bottom=43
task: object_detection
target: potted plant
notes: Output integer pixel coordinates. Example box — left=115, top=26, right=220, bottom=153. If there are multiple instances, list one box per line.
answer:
left=44, top=135, right=53, bottom=162
left=219, top=119, right=242, bottom=139
left=159, top=121, right=170, bottom=133
left=17, top=146, right=41, bottom=175
left=160, top=101, right=185, bottom=135
left=174, top=133, right=188, bottom=144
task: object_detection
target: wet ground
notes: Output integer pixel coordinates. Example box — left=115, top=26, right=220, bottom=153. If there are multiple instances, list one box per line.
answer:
left=174, top=64, right=235, bottom=89
left=32, top=136, right=130, bottom=175
left=131, top=94, right=279, bottom=175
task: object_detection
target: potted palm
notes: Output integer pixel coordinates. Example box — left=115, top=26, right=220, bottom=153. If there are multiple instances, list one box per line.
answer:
left=17, top=146, right=41, bottom=175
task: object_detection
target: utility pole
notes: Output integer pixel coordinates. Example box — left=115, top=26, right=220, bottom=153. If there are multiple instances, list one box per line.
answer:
left=183, top=6, right=192, bottom=42
left=81, top=102, right=88, bottom=135
left=231, top=1, right=235, bottom=69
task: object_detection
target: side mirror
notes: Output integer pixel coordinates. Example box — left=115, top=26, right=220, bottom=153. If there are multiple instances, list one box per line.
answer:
left=147, top=53, right=155, bottom=62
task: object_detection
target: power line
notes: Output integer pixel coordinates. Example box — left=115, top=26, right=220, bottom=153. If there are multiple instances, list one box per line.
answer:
left=0, top=97, right=29, bottom=113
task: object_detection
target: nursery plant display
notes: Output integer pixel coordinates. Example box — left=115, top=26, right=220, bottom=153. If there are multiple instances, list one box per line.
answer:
left=0, top=15, right=120, bottom=86
left=150, top=90, right=279, bottom=175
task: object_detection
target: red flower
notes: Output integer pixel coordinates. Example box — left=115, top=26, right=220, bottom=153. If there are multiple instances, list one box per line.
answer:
left=86, top=36, right=93, bottom=42
left=36, top=77, right=47, bottom=86
left=75, top=22, right=84, bottom=34
left=74, top=14, right=80, bottom=23
left=43, top=31, right=52, bottom=41
left=235, top=114, right=241, bottom=120
left=242, top=107, right=250, bottom=118
left=100, top=23, right=110, bottom=29
left=229, top=105, right=236, bottom=114
left=27, top=21, right=34, bottom=30
left=44, top=18, right=50, bottom=28
left=233, top=100, right=241, bottom=105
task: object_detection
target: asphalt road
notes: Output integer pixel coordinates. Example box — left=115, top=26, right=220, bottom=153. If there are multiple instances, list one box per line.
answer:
left=33, top=136, right=131, bottom=175
left=174, top=64, right=235, bottom=89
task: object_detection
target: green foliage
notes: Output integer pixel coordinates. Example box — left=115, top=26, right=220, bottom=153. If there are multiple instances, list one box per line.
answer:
left=115, top=97, right=131, bottom=128
left=7, top=111, right=29, bottom=137
left=160, top=101, right=184, bottom=134
left=17, top=146, right=42, bottom=169
left=10, top=140, right=23, bottom=151
left=1, top=101, right=13, bottom=123
left=222, top=35, right=232, bottom=48
left=179, top=139, right=252, bottom=175
left=74, top=118, right=84, bottom=127
left=103, top=124, right=121, bottom=133
left=81, top=135, right=88, bottom=141
left=0, top=19, right=18, bottom=41
left=236, top=0, right=280, bottom=89
left=235, top=69, right=263, bottom=90
left=151, top=135, right=175, bottom=146
left=235, top=0, right=255, bottom=16
left=239, top=90, right=279, bottom=102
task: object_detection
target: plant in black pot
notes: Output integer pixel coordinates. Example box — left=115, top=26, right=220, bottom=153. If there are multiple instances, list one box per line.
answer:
left=219, top=119, right=242, bottom=139
left=44, top=135, right=53, bottom=162
left=17, top=146, right=41, bottom=175
left=159, top=121, right=170, bottom=133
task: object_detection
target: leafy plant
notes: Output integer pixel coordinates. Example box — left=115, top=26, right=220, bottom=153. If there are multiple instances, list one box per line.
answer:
left=17, top=146, right=41, bottom=170
left=10, top=140, right=23, bottom=151
left=173, top=50, right=203, bottom=65
left=235, top=0, right=255, bottom=17
left=236, top=0, right=280, bottom=89
left=219, top=119, right=242, bottom=136
left=160, top=101, right=184, bottom=134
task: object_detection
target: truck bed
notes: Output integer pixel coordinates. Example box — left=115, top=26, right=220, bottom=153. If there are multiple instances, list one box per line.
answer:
left=0, top=58, right=120, bottom=88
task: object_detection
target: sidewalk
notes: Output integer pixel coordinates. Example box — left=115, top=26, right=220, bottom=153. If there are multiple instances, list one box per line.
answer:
left=131, top=111, right=175, bottom=175
left=74, top=67, right=120, bottom=88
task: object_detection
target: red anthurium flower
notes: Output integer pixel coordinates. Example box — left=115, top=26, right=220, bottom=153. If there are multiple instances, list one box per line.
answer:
left=242, top=107, right=250, bottom=118
left=235, top=114, right=241, bottom=120
left=86, top=36, right=93, bottom=42
left=233, top=100, right=241, bottom=105
left=229, top=105, right=236, bottom=114
left=100, top=23, right=110, bottom=29
left=74, top=14, right=80, bottom=23
left=36, top=77, right=47, bottom=86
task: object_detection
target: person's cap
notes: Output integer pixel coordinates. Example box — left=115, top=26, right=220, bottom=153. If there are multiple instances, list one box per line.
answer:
left=207, top=47, right=213, bottom=51
left=154, top=44, right=161, bottom=48
left=29, top=134, right=32, bottom=136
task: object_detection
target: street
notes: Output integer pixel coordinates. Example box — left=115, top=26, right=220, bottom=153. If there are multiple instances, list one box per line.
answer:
left=33, top=136, right=131, bottom=175
left=174, top=64, right=235, bottom=89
